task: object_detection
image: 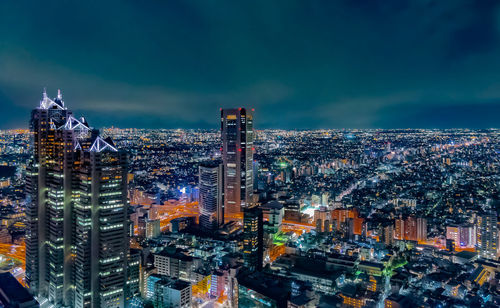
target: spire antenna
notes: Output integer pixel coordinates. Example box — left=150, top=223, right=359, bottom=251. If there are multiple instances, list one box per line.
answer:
left=57, top=89, right=62, bottom=100
left=43, top=87, right=47, bottom=99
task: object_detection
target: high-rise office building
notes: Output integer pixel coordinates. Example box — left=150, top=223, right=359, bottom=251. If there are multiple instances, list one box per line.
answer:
left=198, top=161, right=223, bottom=232
left=25, top=89, right=129, bottom=308
left=220, top=108, right=254, bottom=217
left=478, top=212, right=498, bottom=259
left=25, top=89, right=72, bottom=303
left=242, top=206, right=263, bottom=271
left=73, top=145, right=129, bottom=308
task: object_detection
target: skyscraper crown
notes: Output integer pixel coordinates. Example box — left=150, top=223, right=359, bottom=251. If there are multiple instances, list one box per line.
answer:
left=39, top=88, right=65, bottom=110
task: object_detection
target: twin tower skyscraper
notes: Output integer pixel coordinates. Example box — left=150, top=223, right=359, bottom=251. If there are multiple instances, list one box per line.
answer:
left=25, top=90, right=129, bottom=308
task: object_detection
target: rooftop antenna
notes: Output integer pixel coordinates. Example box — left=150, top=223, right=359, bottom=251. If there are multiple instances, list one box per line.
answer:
left=43, top=87, right=47, bottom=99
left=57, top=89, right=62, bottom=100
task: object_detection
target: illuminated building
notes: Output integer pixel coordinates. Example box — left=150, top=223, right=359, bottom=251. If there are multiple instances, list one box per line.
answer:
left=394, top=216, right=426, bottom=242
left=25, top=89, right=73, bottom=304
left=358, top=261, right=384, bottom=276
left=384, top=294, right=411, bottom=308
left=220, top=108, right=254, bottom=217
left=416, top=217, right=427, bottom=242
left=288, top=264, right=338, bottom=294
left=25, top=89, right=129, bottom=307
left=237, top=271, right=289, bottom=308
left=141, top=266, right=156, bottom=299
left=261, top=200, right=284, bottom=234
left=382, top=224, right=394, bottom=246
left=458, top=224, right=476, bottom=247
left=243, top=206, right=263, bottom=271
left=153, top=247, right=202, bottom=281
left=369, top=276, right=380, bottom=292
left=0, top=227, right=12, bottom=244
left=404, top=216, right=417, bottom=241
left=137, top=215, right=147, bottom=238
left=314, top=208, right=331, bottom=233
left=145, top=218, right=161, bottom=239
left=170, top=217, right=195, bottom=233
left=446, top=224, right=475, bottom=249
left=191, top=273, right=211, bottom=298
left=446, top=226, right=459, bottom=246
left=394, top=219, right=404, bottom=240
left=73, top=141, right=129, bottom=308
left=478, top=212, right=498, bottom=259
left=469, top=266, right=489, bottom=286
left=339, top=286, right=366, bottom=308
left=0, top=178, right=10, bottom=188
left=198, top=161, right=223, bottom=232
left=126, top=249, right=141, bottom=302
left=149, top=275, right=191, bottom=308
left=209, top=271, right=225, bottom=299
left=331, top=208, right=363, bottom=234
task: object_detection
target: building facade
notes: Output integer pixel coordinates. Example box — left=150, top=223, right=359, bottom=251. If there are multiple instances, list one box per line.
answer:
left=220, top=108, right=254, bottom=217
left=243, top=206, right=263, bottom=271
left=198, top=161, right=224, bottom=232
left=478, top=212, right=498, bottom=259
left=25, top=89, right=129, bottom=308
left=150, top=276, right=191, bottom=308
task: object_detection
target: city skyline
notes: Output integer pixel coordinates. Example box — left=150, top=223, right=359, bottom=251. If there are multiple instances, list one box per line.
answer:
left=1, top=1, right=500, bottom=130
left=0, top=89, right=497, bottom=307
left=0, top=2, right=499, bottom=308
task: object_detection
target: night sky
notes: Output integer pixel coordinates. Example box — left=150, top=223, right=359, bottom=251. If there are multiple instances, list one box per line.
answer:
left=1, top=1, right=500, bottom=129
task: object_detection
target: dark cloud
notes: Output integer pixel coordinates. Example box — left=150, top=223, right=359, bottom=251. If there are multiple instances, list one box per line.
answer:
left=0, top=0, right=499, bottom=129
left=375, top=101, right=500, bottom=129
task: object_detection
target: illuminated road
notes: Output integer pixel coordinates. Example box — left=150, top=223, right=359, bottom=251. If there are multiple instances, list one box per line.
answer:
left=0, top=243, right=25, bottom=265
left=0, top=242, right=26, bottom=285
left=153, top=200, right=200, bottom=231
left=133, top=197, right=316, bottom=237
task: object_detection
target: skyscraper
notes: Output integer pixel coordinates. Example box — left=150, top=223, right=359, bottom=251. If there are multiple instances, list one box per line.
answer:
left=478, top=211, right=498, bottom=259
left=25, top=89, right=129, bottom=308
left=220, top=108, right=254, bottom=217
left=73, top=144, right=129, bottom=308
left=198, top=161, right=223, bottom=233
left=242, top=206, right=263, bottom=271
left=26, top=89, right=75, bottom=305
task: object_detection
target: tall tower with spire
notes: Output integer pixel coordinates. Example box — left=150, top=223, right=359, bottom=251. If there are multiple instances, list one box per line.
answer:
left=26, top=89, right=129, bottom=308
